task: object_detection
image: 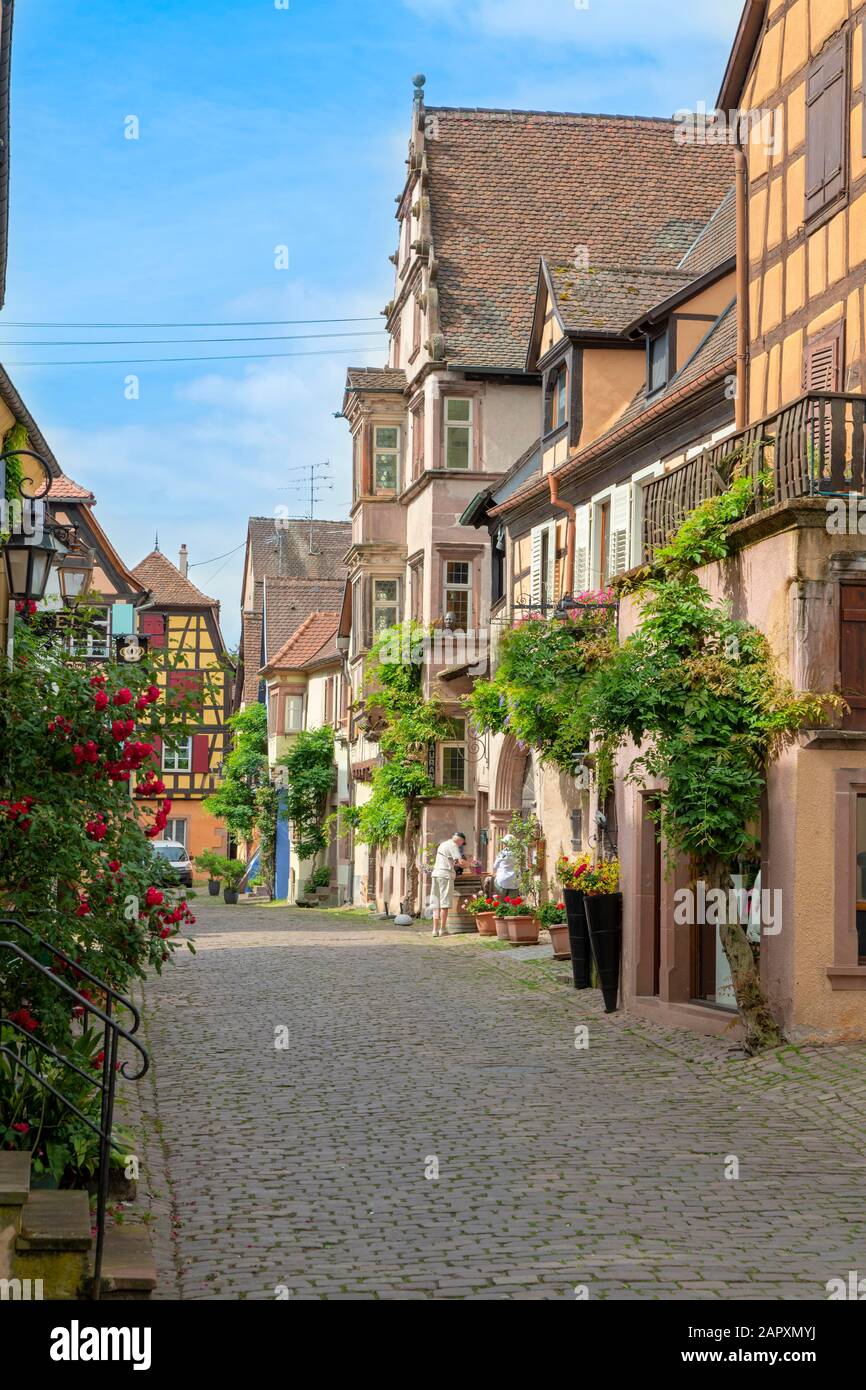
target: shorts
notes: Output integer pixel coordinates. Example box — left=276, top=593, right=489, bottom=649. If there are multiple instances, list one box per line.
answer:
left=430, top=875, right=454, bottom=909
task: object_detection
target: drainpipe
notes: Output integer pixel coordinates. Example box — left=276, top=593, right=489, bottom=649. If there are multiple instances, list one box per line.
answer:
left=548, top=472, right=575, bottom=598
left=734, top=139, right=750, bottom=430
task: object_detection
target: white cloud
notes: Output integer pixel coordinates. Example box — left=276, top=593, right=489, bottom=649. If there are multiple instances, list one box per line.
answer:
left=403, top=0, right=742, bottom=49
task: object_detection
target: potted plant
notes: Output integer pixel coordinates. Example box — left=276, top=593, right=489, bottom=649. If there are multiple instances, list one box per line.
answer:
left=494, top=896, right=539, bottom=946
left=196, top=849, right=222, bottom=896
left=538, top=900, right=569, bottom=959
left=465, top=892, right=499, bottom=936
left=581, top=857, right=622, bottom=1012
left=220, top=858, right=246, bottom=905
left=311, top=865, right=331, bottom=899
left=557, top=853, right=593, bottom=989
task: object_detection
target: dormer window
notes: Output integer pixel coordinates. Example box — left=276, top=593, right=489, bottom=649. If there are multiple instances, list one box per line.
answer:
left=545, top=362, right=568, bottom=433
left=647, top=327, right=669, bottom=395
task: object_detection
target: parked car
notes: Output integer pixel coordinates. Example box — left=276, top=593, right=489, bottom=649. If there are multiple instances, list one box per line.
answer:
left=151, top=839, right=193, bottom=887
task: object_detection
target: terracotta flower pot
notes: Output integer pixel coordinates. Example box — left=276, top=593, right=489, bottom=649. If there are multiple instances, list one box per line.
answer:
left=494, top=915, right=511, bottom=940
left=547, top=922, right=571, bottom=959
left=475, top=911, right=497, bottom=936
left=506, top=916, right=540, bottom=946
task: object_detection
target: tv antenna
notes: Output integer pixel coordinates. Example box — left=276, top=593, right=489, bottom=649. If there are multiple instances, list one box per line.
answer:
left=279, top=460, right=334, bottom=554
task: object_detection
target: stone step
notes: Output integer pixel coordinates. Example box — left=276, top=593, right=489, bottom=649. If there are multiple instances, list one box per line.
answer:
left=93, top=1223, right=157, bottom=1299
left=0, top=1150, right=31, bottom=1209
left=13, top=1190, right=92, bottom=1299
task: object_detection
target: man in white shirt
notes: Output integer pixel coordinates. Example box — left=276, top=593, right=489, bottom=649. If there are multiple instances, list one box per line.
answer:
left=430, top=832, right=468, bottom=937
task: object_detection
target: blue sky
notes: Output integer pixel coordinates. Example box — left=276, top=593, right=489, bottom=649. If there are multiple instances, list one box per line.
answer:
left=4, top=0, right=743, bottom=644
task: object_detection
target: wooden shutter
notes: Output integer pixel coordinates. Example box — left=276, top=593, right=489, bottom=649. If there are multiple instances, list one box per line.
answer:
left=609, top=485, right=632, bottom=579
left=573, top=504, right=591, bottom=595
left=168, top=669, right=203, bottom=710
left=529, top=526, right=543, bottom=609
left=192, top=734, right=210, bottom=775
left=140, top=612, right=165, bottom=649
left=841, top=584, right=866, bottom=729
left=803, top=323, right=844, bottom=485
left=805, top=33, right=847, bottom=223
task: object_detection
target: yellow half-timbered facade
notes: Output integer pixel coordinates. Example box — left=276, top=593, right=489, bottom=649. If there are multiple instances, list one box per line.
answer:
left=131, top=546, right=232, bottom=865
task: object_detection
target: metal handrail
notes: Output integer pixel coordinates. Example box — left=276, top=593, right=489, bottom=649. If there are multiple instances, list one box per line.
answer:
left=0, top=915, right=150, bottom=1300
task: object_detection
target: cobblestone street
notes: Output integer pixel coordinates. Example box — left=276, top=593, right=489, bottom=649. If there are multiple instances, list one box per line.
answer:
left=135, top=902, right=866, bottom=1301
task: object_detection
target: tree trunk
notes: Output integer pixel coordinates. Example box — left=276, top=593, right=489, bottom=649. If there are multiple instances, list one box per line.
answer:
left=404, top=800, right=421, bottom=916
left=706, top=860, right=784, bottom=1053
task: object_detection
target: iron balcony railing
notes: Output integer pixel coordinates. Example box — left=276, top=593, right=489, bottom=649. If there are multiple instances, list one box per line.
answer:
left=0, top=915, right=149, bottom=1299
left=642, top=391, right=866, bottom=560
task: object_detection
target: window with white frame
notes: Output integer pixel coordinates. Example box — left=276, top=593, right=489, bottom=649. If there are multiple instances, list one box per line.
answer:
left=284, top=694, right=304, bottom=733
left=444, top=398, right=472, bottom=469
left=163, top=737, right=192, bottom=773
left=440, top=716, right=467, bottom=791
left=373, top=425, right=400, bottom=492
left=443, top=560, right=471, bottom=630
left=165, top=818, right=187, bottom=847
left=373, top=578, right=399, bottom=633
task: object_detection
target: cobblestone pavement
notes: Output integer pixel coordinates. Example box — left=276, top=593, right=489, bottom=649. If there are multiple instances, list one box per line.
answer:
left=133, top=902, right=866, bottom=1300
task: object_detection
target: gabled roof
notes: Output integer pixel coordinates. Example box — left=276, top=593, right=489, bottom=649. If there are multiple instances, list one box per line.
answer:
left=541, top=259, right=695, bottom=340
left=717, top=0, right=768, bottom=113
left=46, top=471, right=95, bottom=503
left=0, top=364, right=62, bottom=480
left=261, top=611, right=340, bottom=675
left=130, top=549, right=219, bottom=609
left=421, top=106, right=734, bottom=369
left=262, top=575, right=347, bottom=662
left=492, top=300, right=737, bottom=518
left=246, top=517, right=351, bottom=589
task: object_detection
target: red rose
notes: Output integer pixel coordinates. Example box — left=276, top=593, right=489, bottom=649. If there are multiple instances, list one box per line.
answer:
left=146, top=684, right=160, bottom=703
left=111, top=720, right=128, bottom=741
left=145, top=887, right=164, bottom=908
left=12, top=1121, right=29, bottom=1134
left=90, top=674, right=106, bottom=687
left=557, top=902, right=565, bottom=910
left=76, top=899, right=91, bottom=917
left=159, top=926, right=171, bottom=939
left=112, top=688, right=132, bottom=706
left=108, top=860, right=121, bottom=873
left=94, top=690, right=110, bottom=711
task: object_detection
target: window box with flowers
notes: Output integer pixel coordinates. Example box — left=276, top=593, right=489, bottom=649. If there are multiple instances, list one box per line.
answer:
left=581, top=858, right=621, bottom=1013
left=465, top=892, right=499, bottom=936
left=557, top=853, right=593, bottom=988
left=537, top=899, right=569, bottom=959
left=493, top=895, right=539, bottom=946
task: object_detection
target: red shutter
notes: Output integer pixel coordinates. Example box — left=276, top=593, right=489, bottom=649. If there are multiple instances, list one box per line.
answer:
left=149, top=734, right=162, bottom=771
left=140, top=613, right=165, bottom=649
left=192, top=734, right=210, bottom=774
left=168, top=669, right=204, bottom=710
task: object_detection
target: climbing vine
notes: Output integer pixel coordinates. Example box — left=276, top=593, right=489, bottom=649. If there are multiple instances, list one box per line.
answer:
left=279, top=725, right=335, bottom=864
left=346, top=622, right=456, bottom=911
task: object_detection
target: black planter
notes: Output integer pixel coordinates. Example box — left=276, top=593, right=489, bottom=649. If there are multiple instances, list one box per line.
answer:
left=208, top=880, right=221, bottom=896
left=223, top=888, right=239, bottom=905
left=563, top=888, right=592, bottom=989
left=583, top=892, right=622, bottom=1012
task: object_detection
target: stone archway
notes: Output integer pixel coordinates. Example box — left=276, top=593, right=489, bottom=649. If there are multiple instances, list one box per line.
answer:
left=489, top=735, right=532, bottom=856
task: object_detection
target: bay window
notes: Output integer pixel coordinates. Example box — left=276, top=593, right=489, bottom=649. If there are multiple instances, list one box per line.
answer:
left=373, top=578, right=399, bottom=632
left=444, top=560, right=471, bottom=630
left=373, top=425, right=400, bottom=492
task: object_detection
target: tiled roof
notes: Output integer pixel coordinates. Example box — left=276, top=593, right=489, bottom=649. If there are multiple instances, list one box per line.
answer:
left=46, top=471, right=95, bottom=503
left=130, top=549, right=218, bottom=609
left=677, top=185, right=737, bottom=276
left=262, top=576, right=347, bottom=662
left=345, top=367, right=407, bottom=393
left=423, top=107, right=734, bottom=368
left=247, top=517, right=351, bottom=587
left=238, top=609, right=264, bottom=707
left=545, top=260, right=694, bottom=336
left=301, top=629, right=341, bottom=669
left=263, top=611, right=340, bottom=673
left=492, top=301, right=736, bottom=516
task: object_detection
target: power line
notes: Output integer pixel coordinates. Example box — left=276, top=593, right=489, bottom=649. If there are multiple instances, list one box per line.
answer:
left=0, top=330, right=387, bottom=346
left=1, top=345, right=388, bottom=366
left=0, top=315, right=383, bottom=328
left=188, top=540, right=247, bottom=569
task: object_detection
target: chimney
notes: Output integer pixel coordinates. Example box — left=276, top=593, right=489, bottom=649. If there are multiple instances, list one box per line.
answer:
left=179, top=543, right=188, bottom=578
